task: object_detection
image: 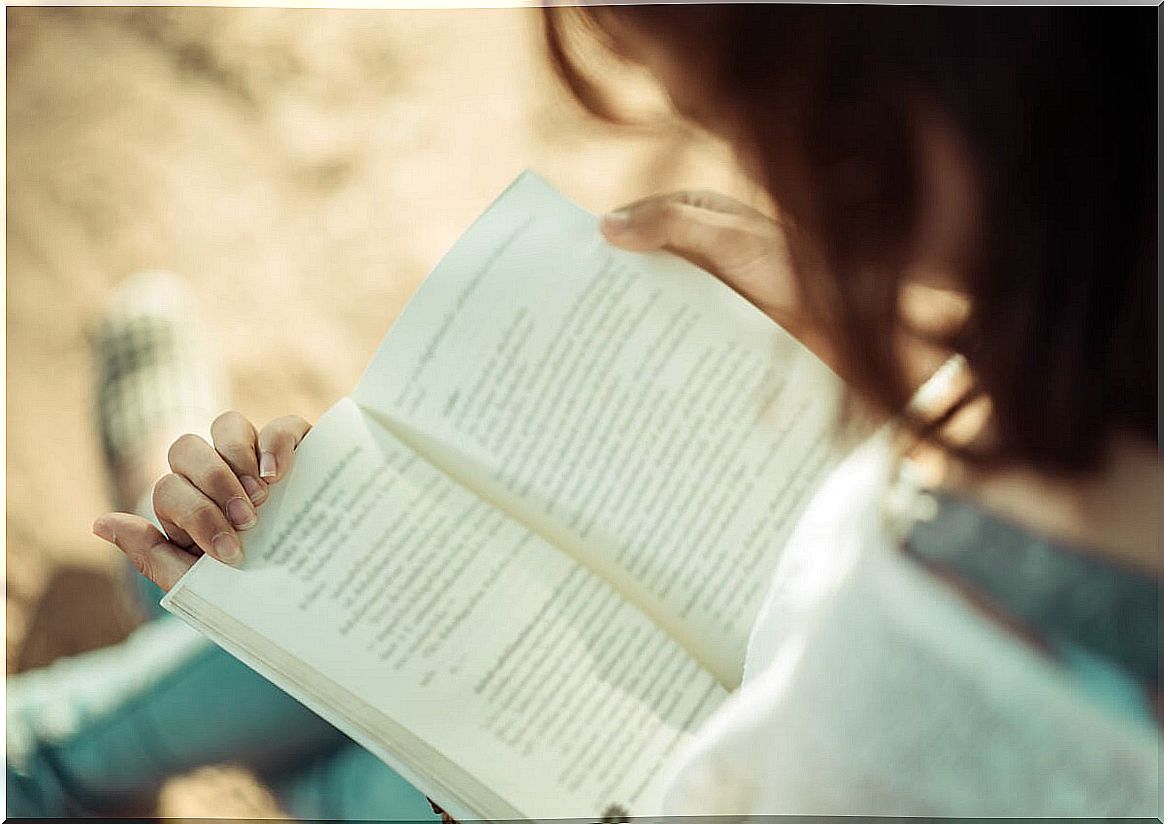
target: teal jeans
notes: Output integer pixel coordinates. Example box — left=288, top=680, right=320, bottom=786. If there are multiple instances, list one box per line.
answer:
left=6, top=566, right=437, bottom=820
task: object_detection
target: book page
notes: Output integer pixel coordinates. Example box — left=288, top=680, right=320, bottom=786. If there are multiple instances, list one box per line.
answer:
left=164, top=396, right=725, bottom=820
left=353, top=171, right=847, bottom=687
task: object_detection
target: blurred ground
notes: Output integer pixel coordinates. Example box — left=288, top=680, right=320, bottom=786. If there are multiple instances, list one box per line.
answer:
left=6, top=6, right=756, bottom=819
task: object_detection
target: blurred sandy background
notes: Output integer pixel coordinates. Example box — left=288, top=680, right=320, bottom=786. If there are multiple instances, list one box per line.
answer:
left=6, top=6, right=754, bottom=818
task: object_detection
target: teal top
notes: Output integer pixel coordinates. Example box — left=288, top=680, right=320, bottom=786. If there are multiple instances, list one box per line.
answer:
left=904, top=490, right=1158, bottom=726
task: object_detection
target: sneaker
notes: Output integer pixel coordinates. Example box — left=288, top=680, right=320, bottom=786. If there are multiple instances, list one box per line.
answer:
left=90, top=270, right=228, bottom=512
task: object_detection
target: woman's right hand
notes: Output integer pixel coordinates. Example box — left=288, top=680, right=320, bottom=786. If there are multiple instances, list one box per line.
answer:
left=600, top=189, right=842, bottom=368
left=600, top=190, right=803, bottom=327
left=91, top=412, right=312, bottom=592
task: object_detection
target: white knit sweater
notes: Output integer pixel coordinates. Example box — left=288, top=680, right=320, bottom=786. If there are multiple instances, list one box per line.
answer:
left=661, top=431, right=1160, bottom=817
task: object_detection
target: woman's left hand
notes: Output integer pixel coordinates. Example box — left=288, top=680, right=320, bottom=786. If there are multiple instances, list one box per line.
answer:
left=91, top=412, right=311, bottom=591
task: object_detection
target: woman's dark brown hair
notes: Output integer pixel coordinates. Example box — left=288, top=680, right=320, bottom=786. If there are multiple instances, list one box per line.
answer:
left=544, top=4, right=1157, bottom=475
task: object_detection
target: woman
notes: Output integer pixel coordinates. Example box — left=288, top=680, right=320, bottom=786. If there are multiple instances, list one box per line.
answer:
left=14, top=4, right=1158, bottom=817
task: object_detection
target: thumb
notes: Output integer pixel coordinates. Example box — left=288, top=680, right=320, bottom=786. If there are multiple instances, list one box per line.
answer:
left=93, top=512, right=199, bottom=592
left=600, top=195, right=751, bottom=274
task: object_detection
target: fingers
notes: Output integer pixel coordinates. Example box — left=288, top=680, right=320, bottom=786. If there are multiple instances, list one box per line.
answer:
left=606, top=189, right=762, bottom=222
left=601, top=196, right=732, bottom=248
left=256, top=415, right=312, bottom=484
left=153, top=471, right=244, bottom=565
left=599, top=191, right=771, bottom=272
left=674, top=189, right=767, bottom=217
left=210, top=411, right=267, bottom=507
left=115, top=411, right=312, bottom=576
left=600, top=190, right=765, bottom=245
left=92, top=512, right=198, bottom=592
left=168, top=433, right=257, bottom=533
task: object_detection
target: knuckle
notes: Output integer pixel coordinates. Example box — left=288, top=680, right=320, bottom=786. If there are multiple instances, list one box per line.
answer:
left=153, top=473, right=183, bottom=505
left=277, top=413, right=307, bottom=431
left=219, top=443, right=256, bottom=474
left=128, top=548, right=151, bottom=577
left=211, top=410, right=247, bottom=437
left=189, top=501, right=224, bottom=533
left=707, top=223, right=736, bottom=247
left=209, top=462, right=241, bottom=494
left=618, top=201, right=647, bottom=219
left=660, top=200, right=686, bottom=224
left=167, top=432, right=205, bottom=465
left=266, top=415, right=309, bottom=447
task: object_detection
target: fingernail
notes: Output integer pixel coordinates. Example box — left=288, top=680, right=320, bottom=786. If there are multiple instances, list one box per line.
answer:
left=259, top=451, right=277, bottom=479
left=601, top=211, right=630, bottom=232
left=92, top=518, right=116, bottom=543
left=226, top=496, right=257, bottom=530
left=241, top=475, right=267, bottom=505
left=212, top=532, right=243, bottom=566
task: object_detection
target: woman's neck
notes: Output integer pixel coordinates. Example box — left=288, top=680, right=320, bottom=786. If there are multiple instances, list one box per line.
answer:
left=895, top=301, right=1159, bottom=575
left=941, top=433, right=1160, bottom=574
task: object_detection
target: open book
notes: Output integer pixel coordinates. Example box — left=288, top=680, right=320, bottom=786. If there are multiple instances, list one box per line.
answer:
left=162, top=170, right=846, bottom=821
